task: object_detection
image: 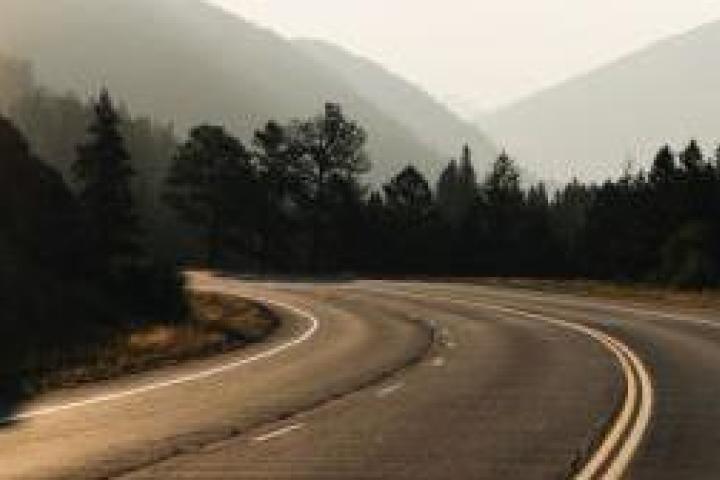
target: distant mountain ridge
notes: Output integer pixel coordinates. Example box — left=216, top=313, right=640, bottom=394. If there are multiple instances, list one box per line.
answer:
left=295, top=39, right=497, bottom=179
left=0, top=0, right=495, bottom=183
left=483, top=19, right=720, bottom=183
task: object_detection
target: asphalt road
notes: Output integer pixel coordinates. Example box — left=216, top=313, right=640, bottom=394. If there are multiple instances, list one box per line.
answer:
left=1, top=274, right=719, bottom=478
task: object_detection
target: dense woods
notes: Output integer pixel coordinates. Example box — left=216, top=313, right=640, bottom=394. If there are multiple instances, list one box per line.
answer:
left=163, top=105, right=720, bottom=288
left=3, top=70, right=720, bottom=391
left=0, top=90, right=185, bottom=391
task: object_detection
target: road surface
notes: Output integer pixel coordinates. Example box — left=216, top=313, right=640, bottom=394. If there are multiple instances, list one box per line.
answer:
left=1, top=274, right=719, bottom=478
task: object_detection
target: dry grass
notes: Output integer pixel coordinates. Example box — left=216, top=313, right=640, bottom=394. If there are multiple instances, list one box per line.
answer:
left=191, top=293, right=280, bottom=342
left=19, top=293, right=279, bottom=393
left=464, top=277, right=720, bottom=312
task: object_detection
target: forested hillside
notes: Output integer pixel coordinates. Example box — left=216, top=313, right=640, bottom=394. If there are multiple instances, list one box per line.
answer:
left=2, top=0, right=720, bottom=406
left=0, top=0, right=467, bottom=183
left=295, top=39, right=496, bottom=179
left=0, top=56, right=180, bottom=256
left=3, top=80, right=719, bottom=408
left=157, top=100, right=720, bottom=287
left=0, top=101, right=185, bottom=391
left=484, top=19, right=720, bottom=183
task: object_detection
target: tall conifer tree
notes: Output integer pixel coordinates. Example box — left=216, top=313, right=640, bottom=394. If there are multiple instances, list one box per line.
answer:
left=165, top=125, right=254, bottom=268
left=73, top=89, right=140, bottom=273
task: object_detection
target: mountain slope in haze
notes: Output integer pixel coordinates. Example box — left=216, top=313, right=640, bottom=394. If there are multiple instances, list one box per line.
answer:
left=0, top=0, right=444, bottom=183
left=295, top=39, right=497, bottom=179
left=483, top=20, right=720, bottom=183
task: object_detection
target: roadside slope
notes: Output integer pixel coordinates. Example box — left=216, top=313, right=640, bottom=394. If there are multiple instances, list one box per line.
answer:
left=0, top=276, right=431, bottom=479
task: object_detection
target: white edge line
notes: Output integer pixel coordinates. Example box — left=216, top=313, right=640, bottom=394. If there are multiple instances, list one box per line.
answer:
left=355, top=285, right=653, bottom=480
left=5, top=291, right=319, bottom=423
left=253, top=423, right=305, bottom=443
left=377, top=382, right=404, bottom=398
left=380, top=281, right=720, bottom=330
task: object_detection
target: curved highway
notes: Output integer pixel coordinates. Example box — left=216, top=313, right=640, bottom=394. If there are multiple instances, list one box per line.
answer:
left=0, top=274, right=718, bottom=478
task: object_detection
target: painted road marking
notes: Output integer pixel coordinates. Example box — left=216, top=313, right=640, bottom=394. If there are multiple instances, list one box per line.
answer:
left=397, top=280, right=720, bottom=332
left=377, top=382, right=405, bottom=398
left=358, top=284, right=653, bottom=480
left=5, top=290, right=320, bottom=423
left=253, top=423, right=305, bottom=443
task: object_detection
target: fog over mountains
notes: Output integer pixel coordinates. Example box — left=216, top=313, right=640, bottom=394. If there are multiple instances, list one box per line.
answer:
left=4, top=0, right=714, bottom=187
left=0, top=0, right=495, bottom=183
left=295, top=39, right=497, bottom=179
left=484, top=19, right=720, bottom=184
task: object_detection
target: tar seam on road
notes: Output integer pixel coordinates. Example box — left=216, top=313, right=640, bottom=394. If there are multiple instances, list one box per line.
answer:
left=357, top=284, right=654, bottom=480
left=3, top=290, right=320, bottom=423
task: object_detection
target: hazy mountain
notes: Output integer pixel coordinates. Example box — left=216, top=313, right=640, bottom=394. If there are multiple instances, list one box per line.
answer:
left=295, top=39, right=497, bottom=179
left=483, top=20, right=720, bottom=184
left=0, top=0, right=449, bottom=183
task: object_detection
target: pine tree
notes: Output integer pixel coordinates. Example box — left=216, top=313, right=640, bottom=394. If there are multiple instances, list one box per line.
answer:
left=1, top=114, right=85, bottom=275
left=436, top=158, right=459, bottom=223
left=482, top=151, right=524, bottom=273
left=292, top=103, right=370, bottom=197
left=485, top=150, right=522, bottom=207
left=457, top=145, right=479, bottom=219
left=550, top=179, right=593, bottom=274
left=0, top=114, right=94, bottom=370
left=73, top=89, right=140, bottom=274
left=650, top=145, right=676, bottom=185
left=362, top=190, right=388, bottom=271
left=679, top=139, right=705, bottom=175
left=383, top=166, right=437, bottom=271
left=436, top=145, right=478, bottom=228
left=458, top=145, right=477, bottom=190
left=291, top=103, right=370, bottom=270
left=253, top=121, right=304, bottom=269
left=165, top=125, right=255, bottom=268
left=384, top=166, right=434, bottom=225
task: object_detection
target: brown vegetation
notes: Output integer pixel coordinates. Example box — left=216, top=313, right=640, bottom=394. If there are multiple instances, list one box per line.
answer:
left=471, top=278, right=720, bottom=312
left=18, top=293, right=279, bottom=394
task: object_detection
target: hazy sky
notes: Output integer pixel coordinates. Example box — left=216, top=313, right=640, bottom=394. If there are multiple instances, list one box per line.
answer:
left=209, top=0, right=720, bottom=116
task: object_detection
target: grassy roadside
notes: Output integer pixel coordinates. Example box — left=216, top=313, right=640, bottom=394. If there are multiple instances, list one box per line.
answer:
left=452, top=277, right=720, bottom=311
left=12, top=293, right=279, bottom=395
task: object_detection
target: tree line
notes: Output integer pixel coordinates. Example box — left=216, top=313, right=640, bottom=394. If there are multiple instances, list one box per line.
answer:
left=165, top=105, right=720, bottom=288
left=0, top=55, right=179, bottom=258
left=3, top=86, right=720, bottom=384
left=0, top=89, right=184, bottom=384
